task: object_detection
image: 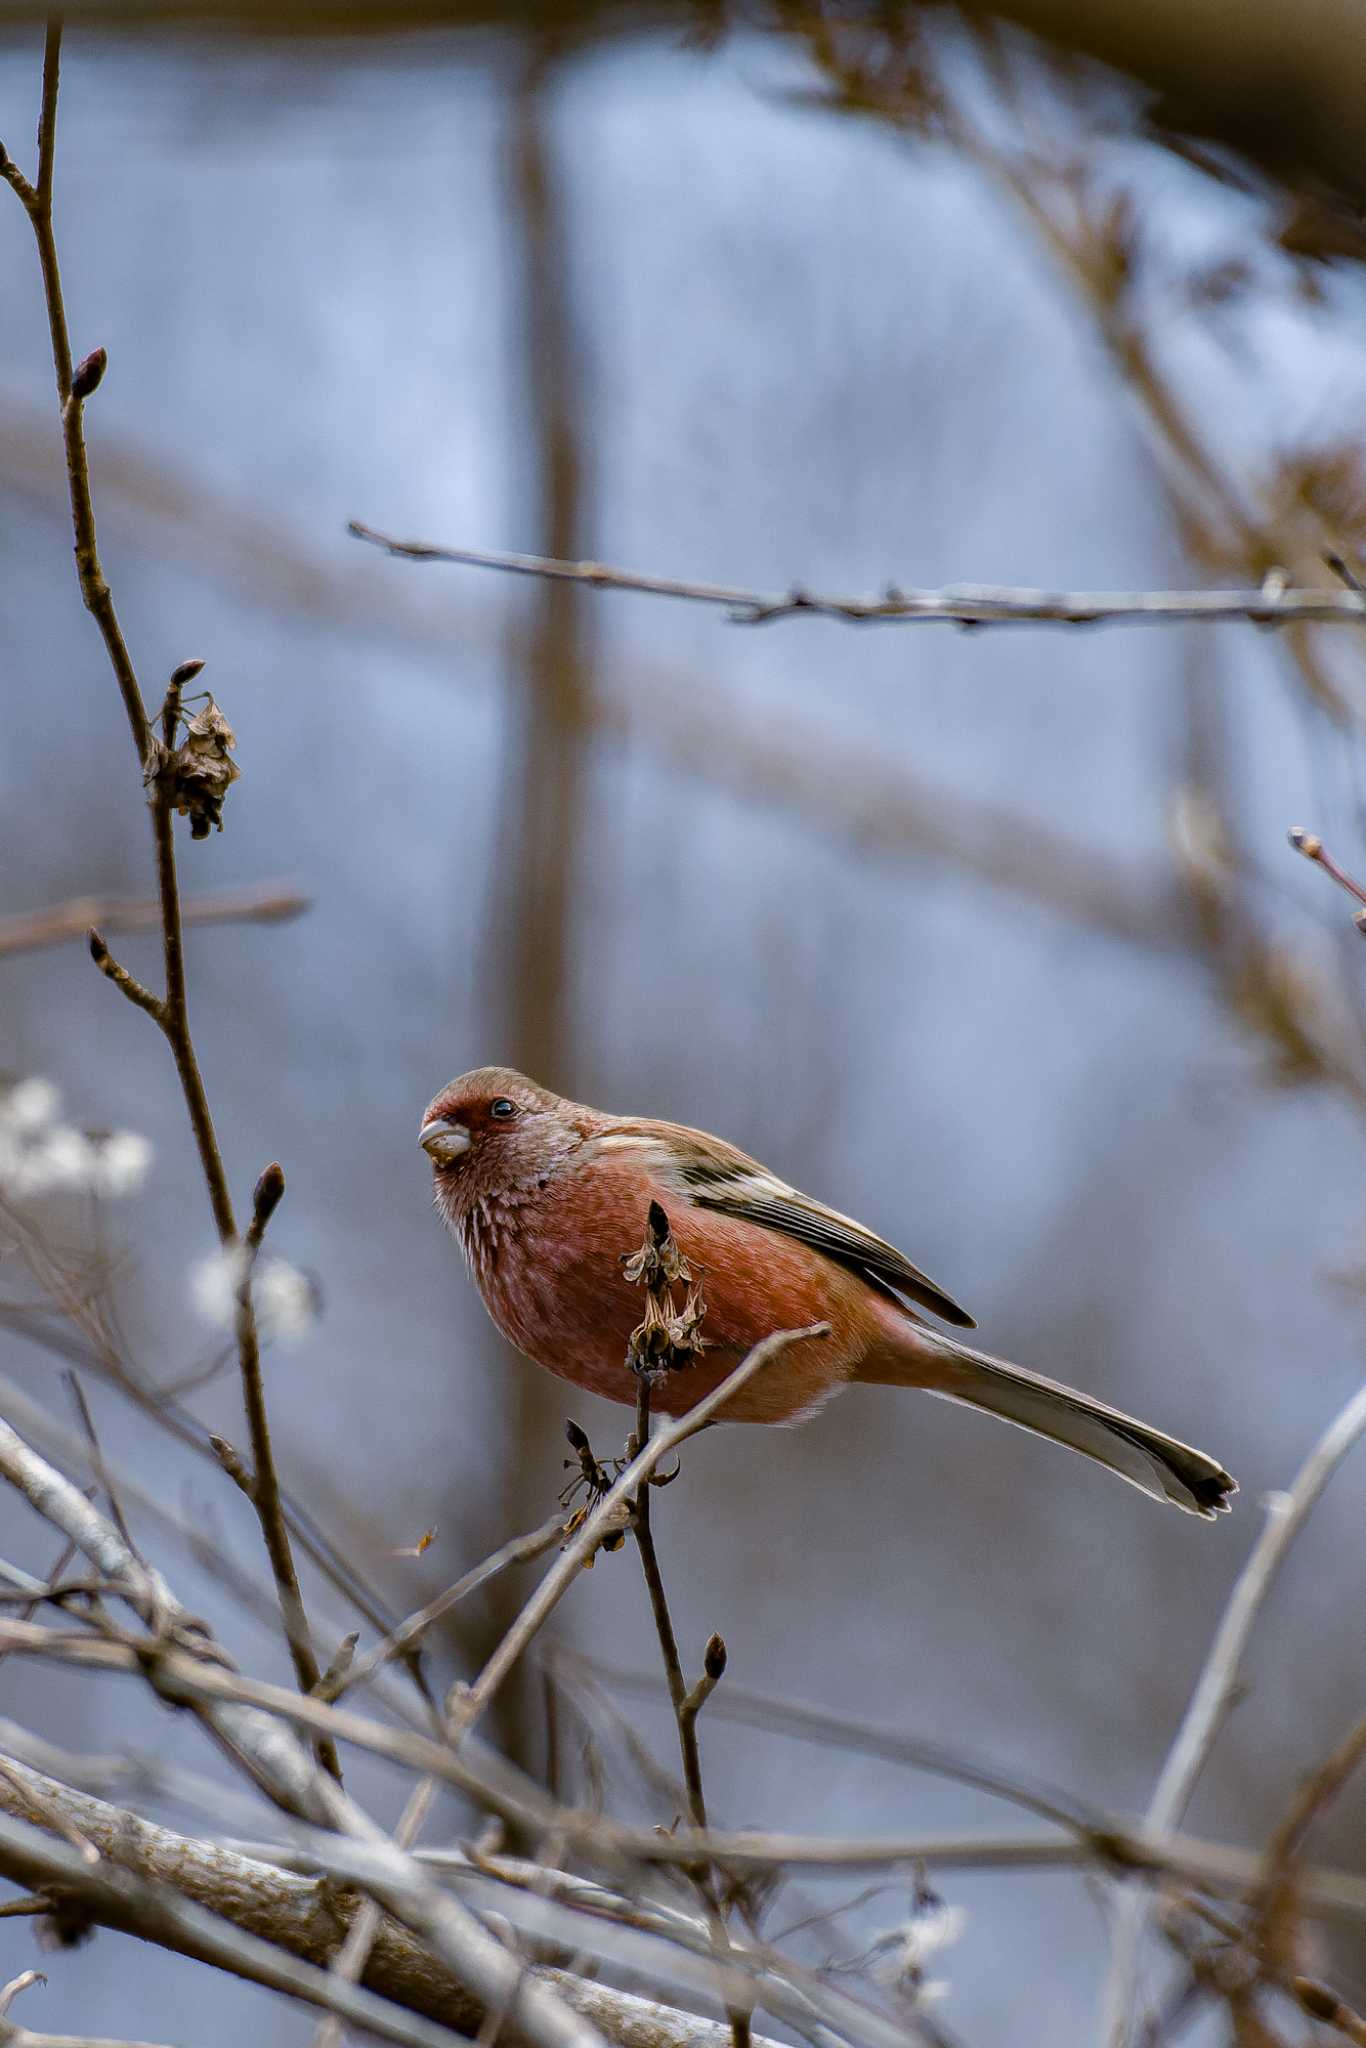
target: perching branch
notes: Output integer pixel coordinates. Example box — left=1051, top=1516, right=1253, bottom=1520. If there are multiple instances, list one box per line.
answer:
left=622, top=1204, right=750, bottom=2048
left=347, top=523, right=1366, bottom=633
left=450, top=1322, right=829, bottom=1745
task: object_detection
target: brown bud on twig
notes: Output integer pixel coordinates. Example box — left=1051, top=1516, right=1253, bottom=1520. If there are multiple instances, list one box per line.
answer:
left=251, top=1162, right=286, bottom=1237
left=681, top=1631, right=727, bottom=1723
left=208, top=1433, right=255, bottom=1499
left=70, top=347, right=106, bottom=401
left=311, top=1631, right=359, bottom=1703
left=1288, top=824, right=1366, bottom=926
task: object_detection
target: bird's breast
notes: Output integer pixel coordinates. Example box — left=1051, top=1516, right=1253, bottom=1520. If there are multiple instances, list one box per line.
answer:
left=457, top=1152, right=880, bottom=1422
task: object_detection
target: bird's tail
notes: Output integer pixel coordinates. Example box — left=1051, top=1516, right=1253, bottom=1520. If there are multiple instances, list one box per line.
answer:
left=858, top=1320, right=1235, bottom=1518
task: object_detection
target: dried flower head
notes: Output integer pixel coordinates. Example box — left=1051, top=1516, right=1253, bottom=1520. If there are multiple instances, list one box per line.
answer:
left=160, top=695, right=241, bottom=838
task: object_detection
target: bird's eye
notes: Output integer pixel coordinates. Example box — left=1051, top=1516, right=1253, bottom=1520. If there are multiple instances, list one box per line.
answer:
left=489, top=1098, right=517, bottom=1119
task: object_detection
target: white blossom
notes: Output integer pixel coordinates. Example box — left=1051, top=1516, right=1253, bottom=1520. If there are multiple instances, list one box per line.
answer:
left=4, top=1078, right=60, bottom=1134
left=190, top=1247, right=316, bottom=1343
left=89, top=1130, right=154, bottom=1198
left=0, top=1078, right=152, bottom=1201
left=254, top=1258, right=317, bottom=1343
left=190, top=1247, right=250, bottom=1328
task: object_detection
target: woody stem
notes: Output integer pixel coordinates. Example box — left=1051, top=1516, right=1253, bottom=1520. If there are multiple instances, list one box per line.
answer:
left=630, top=1375, right=750, bottom=2048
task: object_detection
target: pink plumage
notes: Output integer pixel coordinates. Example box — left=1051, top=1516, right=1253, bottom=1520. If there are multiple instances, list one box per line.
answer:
left=420, top=1066, right=1235, bottom=1517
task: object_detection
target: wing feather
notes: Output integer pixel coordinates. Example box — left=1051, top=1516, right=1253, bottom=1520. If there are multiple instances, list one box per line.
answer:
left=601, top=1118, right=976, bottom=1329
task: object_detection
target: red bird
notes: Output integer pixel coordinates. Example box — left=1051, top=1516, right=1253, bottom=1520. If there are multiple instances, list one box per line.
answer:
left=420, top=1067, right=1235, bottom=1518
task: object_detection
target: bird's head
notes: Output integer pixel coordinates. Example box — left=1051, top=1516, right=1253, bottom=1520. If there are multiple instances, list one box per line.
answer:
left=419, top=1066, right=583, bottom=1217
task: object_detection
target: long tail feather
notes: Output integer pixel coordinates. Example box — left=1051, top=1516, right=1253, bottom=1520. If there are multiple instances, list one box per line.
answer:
left=861, top=1324, right=1236, bottom=1518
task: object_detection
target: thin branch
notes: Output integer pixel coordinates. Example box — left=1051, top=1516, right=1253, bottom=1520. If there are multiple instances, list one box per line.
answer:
left=1289, top=827, right=1366, bottom=930
left=333, top=1513, right=566, bottom=1703
left=1100, top=1379, right=1366, bottom=2045
left=0, top=1960, right=175, bottom=2048
left=347, top=524, right=1366, bottom=634
left=230, top=1161, right=338, bottom=1776
left=85, top=933, right=162, bottom=1022
left=620, top=1208, right=748, bottom=2048
left=1250, top=1709, right=1366, bottom=1989
left=8, top=27, right=146, bottom=754
left=0, top=27, right=329, bottom=1752
left=451, top=1324, right=828, bottom=1745
left=0, top=884, right=310, bottom=960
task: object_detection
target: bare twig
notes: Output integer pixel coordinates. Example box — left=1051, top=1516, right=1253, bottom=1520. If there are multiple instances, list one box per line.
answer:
left=1100, top=1380, right=1366, bottom=2045
left=1289, top=827, right=1366, bottom=930
left=0, top=24, right=330, bottom=1754
left=334, top=1514, right=566, bottom=1703
left=347, top=524, right=1366, bottom=634
left=0, top=1964, right=175, bottom=2048
left=0, top=884, right=309, bottom=960
left=1251, top=1710, right=1366, bottom=1988
left=451, top=1324, right=828, bottom=1744
left=1292, top=1976, right=1366, bottom=2045
left=621, top=1205, right=749, bottom=2048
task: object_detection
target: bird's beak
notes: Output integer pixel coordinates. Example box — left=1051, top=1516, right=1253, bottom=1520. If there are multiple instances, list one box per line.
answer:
left=419, top=1118, right=471, bottom=1164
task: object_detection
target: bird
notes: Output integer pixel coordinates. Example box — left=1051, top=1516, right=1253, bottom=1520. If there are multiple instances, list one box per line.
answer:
left=419, top=1066, right=1235, bottom=1518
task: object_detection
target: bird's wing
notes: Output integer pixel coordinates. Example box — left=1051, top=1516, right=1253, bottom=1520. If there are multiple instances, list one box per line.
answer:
left=602, top=1118, right=977, bottom=1330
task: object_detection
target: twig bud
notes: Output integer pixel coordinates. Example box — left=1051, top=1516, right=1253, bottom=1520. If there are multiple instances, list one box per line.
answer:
left=312, top=1630, right=359, bottom=1702
left=1288, top=825, right=1321, bottom=859
left=208, top=1433, right=255, bottom=1499
left=170, top=657, right=206, bottom=689
left=252, top=1161, right=286, bottom=1231
left=703, top=1631, right=727, bottom=1682
left=87, top=928, right=108, bottom=965
left=70, top=347, right=107, bottom=401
